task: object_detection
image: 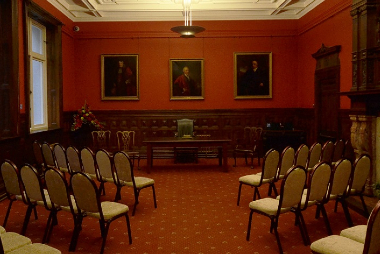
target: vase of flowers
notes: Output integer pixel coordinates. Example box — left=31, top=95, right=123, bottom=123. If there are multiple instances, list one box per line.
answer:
left=71, top=101, right=103, bottom=148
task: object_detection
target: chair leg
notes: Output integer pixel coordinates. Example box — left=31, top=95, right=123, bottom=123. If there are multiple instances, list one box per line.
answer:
left=272, top=219, right=283, bottom=254
left=100, top=222, right=111, bottom=254
left=132, top=190, right=140, bottom=216
left=114, top=185, right=122, bottom=202
left=43, top=210, right=56, bottom=243
left=334, top=199, right=339, bottom=212
left=318, top=204, right=332, bottom=235
left=69, top=215, right=83, bottom=252
left=246, top=210, right=254, bottom=241
left=253, top=187, right=261, bottom=201
left=152, top=185, right=157, bottom=208
left=233, top=152, right=237, bottom=167
left=250, top=153, right=254, bottom=169
left=296, top=211, right=310, bottom=245
left=237, top=183, right=243, bottom=206
left=359, top=194, right=370, bottom=217
left=21, top=205, right=34, bottom=235
left=3, top=199, right=14, bottom=227
left=125, top=214, right=132, bottom=244
left=340, top=199, right=353, bottom=227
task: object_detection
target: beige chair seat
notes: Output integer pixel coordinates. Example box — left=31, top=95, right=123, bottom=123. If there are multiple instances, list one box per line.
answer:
left=310, top=235, right=363, bottom=254
left=239, top=174, right=272, bottom=185
left=87, top=201, right=129, bottom=220
left=249, top=197, right=291, bottom=216
left=120, top=176, right=155, bottom=188
left=339, top=225, right=367, bottom=244
left=7, top=243, right=61, bottom=254
left=1, top=232, right=32, bottom=253
left=0, top=226, right=5, bottom=234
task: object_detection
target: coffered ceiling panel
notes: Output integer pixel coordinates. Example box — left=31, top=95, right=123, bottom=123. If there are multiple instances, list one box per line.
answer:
left=48, top=0, right=324, bottom=22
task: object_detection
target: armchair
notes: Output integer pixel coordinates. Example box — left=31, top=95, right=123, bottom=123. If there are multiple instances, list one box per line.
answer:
left=233, top=127, right=263, bottom=168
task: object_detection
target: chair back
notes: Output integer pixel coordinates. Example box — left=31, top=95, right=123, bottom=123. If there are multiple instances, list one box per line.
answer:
left=71, top=172, right=100, bottom=214
left=307, top=142, right=322, bottom=170
left=66, top=146, right=82, bottom=173
left=363, top=200, right=380, bottom=254
left=332, top=139, right=345, bottom=163
left=177, top=119, right=194, bottom=137
left=279, top=166, right=307, bottom=210
left=95, top=149, right=114, bottom=180
left=33, top=140, right=44, bottom=168
left=329, top=159, right=352, bottom=198
left=277, top=146, right=295, bottom=179
left=44, top=168, right=72, bottom=209
left=53, top=143, right=69, bottom=171
left=294, top=144, right=309, bottom=168
left=80, top=147, right=98, bottom=177
left=0, top=160, right=22, bottom=196
left=262, top=148, right=280, bottom=180
left=351, top=154, right=371, bottom=194
left=41, top=142, right=57, bottom=168
left=91, top=130, right=111, bottom=150
left=321, top=140, right=334, bottom=164
left=307, top=162, right=332, bottom=204
left=20, top=164, right=46, bottom=205
left=113, top=151, right=134, bottom=184
left=116, top=131, right=136, bottom=151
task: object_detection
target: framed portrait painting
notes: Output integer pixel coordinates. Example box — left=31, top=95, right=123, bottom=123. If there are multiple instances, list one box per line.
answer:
left=101, top=54, right=139, bottom=100
left=170, top=59, right=204, bottom=100
left=234, top=52, right=272, bottom=99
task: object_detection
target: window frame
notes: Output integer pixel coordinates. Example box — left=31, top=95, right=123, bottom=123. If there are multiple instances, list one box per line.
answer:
left=24, top=0, right=63, bottom=134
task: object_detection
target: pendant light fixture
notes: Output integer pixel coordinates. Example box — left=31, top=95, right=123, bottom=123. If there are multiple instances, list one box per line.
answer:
left=171, top=0, right=205, bottom=38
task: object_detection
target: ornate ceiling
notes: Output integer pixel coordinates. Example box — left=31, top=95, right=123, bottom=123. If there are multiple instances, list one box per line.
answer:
left=47, top=0, right=324, bottom=22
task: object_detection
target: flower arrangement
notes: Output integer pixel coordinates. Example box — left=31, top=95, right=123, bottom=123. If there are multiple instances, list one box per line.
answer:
left=71, top=101, right=103, bottom=131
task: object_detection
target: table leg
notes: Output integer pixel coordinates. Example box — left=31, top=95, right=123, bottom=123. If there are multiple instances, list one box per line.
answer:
left=146, top=144, right=152, bottom=173
left=222, top=143, right=228, bottom=172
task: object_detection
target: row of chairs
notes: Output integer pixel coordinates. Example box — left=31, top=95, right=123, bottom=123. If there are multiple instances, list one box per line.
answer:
left=310, top=199, right=380, bottom=254
left=92, top=130, right=140, bottom=169
left=33, top=141, right=156, bottom=216
left=0, top=161, right=132, bottom=253
left=238, top=141, right=371, bottom=253
left=0, top=225, right=61, bottom=253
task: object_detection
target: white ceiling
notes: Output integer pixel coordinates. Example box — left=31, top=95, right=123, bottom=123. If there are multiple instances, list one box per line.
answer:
left=47, top=0, right=324, bottom=22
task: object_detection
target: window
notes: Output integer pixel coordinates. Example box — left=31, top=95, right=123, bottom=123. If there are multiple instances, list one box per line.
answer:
left=29, top=20, right=48, bottom=132
left=25, top=0, right=63, bottom=133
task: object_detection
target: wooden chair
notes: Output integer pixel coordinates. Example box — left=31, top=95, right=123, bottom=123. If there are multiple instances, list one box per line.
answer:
left=246, top=165, right=308, bottom=254
left=95, top=149, right=116, bottom=196
left=336, top=154, right=371, bottom=217
left=296, top=162, right=332, bottom=244
left=233, top=126, right=263, bottom=168
left=0, top=160, right=37, bottom=228
left=91, top=130, right=111, bottom=150
left=19, top=164, right=56, bottom=237
left=113, top=151, right=157, bottom=215
left=70, top=172, right=132, bottom=254
left=311, top=199, right=380, bottom=254
left=294, top=144, right=309, bottom=168
left=306, top=142, right=322, bottom=172
left=116, top=130, right=141, bottom=169
left=53, top=143, right=69, bottom=175
left=174, top=119, right=198, bottom=163
left=237, top=148, right=280, bottom=206
left=66, top=145, right=83, bottom=174
left=320, top=140, right=334, bottom=164
left=43, top=167, right=78, bottom=250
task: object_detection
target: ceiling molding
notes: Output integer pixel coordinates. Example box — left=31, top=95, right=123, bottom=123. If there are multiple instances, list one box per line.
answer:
left=47, top=0, right=325, bottom=22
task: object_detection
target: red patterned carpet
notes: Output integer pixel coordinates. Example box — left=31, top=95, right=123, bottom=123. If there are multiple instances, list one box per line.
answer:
left=0, top=158, right=368, bottom=254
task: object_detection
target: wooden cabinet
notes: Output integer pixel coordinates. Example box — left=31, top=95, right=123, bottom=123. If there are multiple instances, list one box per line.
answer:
left=262, top=130, right=307, bottom=153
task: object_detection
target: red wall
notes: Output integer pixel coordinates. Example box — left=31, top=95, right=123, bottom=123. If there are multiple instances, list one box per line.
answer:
left=24, top=0, right=353, bottom=112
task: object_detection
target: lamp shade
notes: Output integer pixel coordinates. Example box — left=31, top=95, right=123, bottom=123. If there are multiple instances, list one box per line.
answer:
left=171, top=25, right=205, bottom=38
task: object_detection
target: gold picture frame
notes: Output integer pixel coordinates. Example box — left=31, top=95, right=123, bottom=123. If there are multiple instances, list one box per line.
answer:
left=170, top=59, right=204, bottom=100
left=234, top=52, right=272, bottom=99
left=101, top=54, right=139, bottom=100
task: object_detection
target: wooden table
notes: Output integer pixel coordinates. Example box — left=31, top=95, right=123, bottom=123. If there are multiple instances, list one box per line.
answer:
left=143, top=136, right=231, bottom=173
